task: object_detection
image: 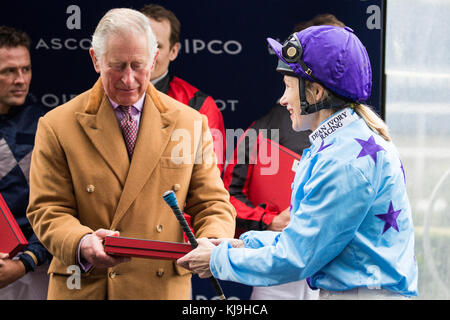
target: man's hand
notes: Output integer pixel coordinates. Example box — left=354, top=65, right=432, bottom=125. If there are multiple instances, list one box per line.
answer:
left=80, top=229, right=130, bottom=269
left=0, top=253, right=26, bottom=289
left=210, top=238, right=245, bottom=248
left=267, top=207, right=291, bottom=231
left=177, top=238, right=215, bottom=278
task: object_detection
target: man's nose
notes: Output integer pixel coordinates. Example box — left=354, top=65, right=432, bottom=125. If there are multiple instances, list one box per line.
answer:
left=121, top=66, right=135, bottom=87
left=13, top=69, right=26, bottom=85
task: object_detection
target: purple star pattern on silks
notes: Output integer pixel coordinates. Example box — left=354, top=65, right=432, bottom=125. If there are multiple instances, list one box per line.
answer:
left=375, top=201, right=402, bottom=234
left=317, top=140, right=332, bottom=153
left=355, top=135, right=385, bottom=163
left=400, top=161, right=406, bottom=183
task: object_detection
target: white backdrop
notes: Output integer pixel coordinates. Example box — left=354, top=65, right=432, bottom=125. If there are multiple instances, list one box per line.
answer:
left=386, top=0, right=450, bottom=300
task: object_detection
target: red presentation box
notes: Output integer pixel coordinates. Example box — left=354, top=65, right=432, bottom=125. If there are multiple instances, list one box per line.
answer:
left=104, top=236, right=192, bottom=260
left=0, top=193, right=28, bottom=258
left=248, top=137, right=301, bottom=211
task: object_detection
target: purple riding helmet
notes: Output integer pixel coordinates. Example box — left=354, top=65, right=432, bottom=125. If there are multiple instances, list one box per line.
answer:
left=267, top=25, right=372, bottom=115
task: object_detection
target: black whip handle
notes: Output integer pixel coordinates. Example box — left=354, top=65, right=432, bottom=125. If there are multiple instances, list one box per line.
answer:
left=162, top=190, right=226, bottom=300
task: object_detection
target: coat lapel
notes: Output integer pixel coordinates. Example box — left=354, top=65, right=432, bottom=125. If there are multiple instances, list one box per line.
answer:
left=75, top=79, right=129, bottom=187
left=110, top=83, right=180, bottom=229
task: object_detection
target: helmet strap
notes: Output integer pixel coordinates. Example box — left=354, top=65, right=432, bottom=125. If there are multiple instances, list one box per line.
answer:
left=298, top=77, right=351, bottom=115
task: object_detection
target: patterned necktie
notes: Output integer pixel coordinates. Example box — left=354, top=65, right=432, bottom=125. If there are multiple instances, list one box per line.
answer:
left=118, top=106, right=138, bottom=159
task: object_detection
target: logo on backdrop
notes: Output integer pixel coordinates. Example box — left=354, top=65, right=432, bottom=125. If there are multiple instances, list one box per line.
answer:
left=41, top=93, right=78, bottom=108
left=180, top=39, right=242, bottom=55
left=215, top=99, right=239, bottom=112
left=39, top=94, right=239, bottom=110
left=366, top=5, right=381, bottom=30
left=66, top=5, right=81, bottom=30
left=35, top=5, right=243, bottom=55
left=35, top=38, right=91, bottom=51
left=35, top=5, right=90, bottom=51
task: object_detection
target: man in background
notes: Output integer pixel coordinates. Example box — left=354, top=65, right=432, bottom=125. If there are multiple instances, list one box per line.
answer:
left=140, top=4, right=226, bottom=174
left=0, top=26, right=51, bottom=299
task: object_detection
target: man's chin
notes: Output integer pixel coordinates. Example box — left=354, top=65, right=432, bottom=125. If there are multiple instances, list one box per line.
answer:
left=7, top=97, right=27, bottom=107
left=115, top=94, right=141, bottom=107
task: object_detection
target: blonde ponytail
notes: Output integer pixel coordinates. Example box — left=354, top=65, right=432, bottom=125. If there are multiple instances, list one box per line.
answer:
left=305, top=81, right=391, bottom=141
left=351, top=104, right=391, bottom=141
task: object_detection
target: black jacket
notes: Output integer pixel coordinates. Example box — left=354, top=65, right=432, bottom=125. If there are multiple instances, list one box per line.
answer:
left=0, top=95, right=51, bottom=271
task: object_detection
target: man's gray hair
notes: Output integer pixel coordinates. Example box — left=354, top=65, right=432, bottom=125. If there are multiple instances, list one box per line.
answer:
left=91, top=8, right=157, bottom=64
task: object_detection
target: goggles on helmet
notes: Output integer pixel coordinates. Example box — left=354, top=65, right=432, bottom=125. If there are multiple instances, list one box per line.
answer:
left=280, top=33, right=318, bottom=82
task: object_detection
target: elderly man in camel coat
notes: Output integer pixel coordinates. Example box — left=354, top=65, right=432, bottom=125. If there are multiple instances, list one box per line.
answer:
left=26, top=8, right=236, bottom=300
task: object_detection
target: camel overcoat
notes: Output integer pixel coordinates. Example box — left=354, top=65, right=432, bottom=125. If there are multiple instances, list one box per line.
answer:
left=26, top=79, right=236, bottom=299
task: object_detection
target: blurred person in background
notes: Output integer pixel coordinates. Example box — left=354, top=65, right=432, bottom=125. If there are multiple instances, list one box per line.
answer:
left=0, top=26, right=51, bottom=299
left=141, top=3, right=226, bottom=174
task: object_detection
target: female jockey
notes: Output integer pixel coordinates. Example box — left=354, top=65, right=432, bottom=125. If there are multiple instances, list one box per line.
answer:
left=178, top=25, right=418, bottom=299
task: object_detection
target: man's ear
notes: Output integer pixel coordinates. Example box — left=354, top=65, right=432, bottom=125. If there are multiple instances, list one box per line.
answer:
left=151, top=50, right=159, bottom=72
left=168, top=42, right=180, bottom=62
left=89, top=48, right=101, bottom=74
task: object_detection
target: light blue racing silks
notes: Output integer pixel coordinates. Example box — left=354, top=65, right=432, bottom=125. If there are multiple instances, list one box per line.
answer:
left=210, top=107, right=418, bottom=296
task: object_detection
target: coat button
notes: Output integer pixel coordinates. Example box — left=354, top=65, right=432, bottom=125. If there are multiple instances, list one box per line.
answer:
left=172, top=184, right=181, bottom=192
left=87, top=185, right=95, bottom=193
left=156, top=224, right=163, bottom=233
left=156, top=269, right=164, bottom=277
left=109, top=271, right=116, bottom=279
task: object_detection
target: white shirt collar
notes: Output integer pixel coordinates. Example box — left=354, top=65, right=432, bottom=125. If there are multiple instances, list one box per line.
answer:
left=108, top=93, right=146, bottom=112
left=150, top=70, right=169, bottom=86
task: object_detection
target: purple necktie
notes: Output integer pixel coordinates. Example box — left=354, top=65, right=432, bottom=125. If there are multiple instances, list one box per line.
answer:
left=118, top=106, right=138, bottom=159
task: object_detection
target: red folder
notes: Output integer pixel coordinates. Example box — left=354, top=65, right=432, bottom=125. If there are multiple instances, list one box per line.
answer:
left=247, top=136, right=301, bottom=211
left=0, top=193, right=28, bottom=257
left=104, top=236, right=192, bottom=260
